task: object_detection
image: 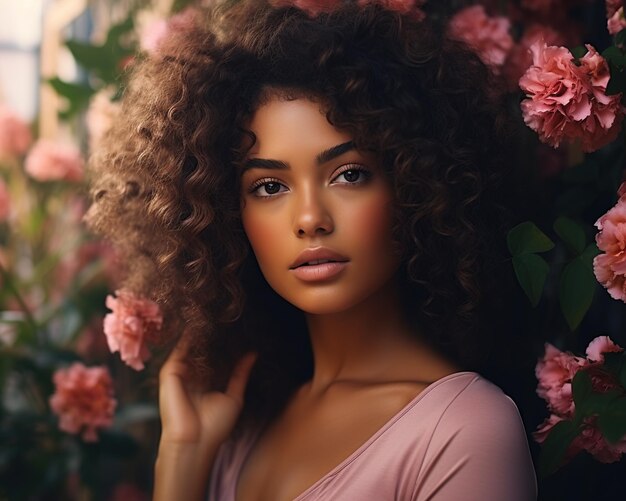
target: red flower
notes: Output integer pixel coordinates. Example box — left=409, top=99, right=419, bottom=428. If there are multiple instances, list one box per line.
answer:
left=49, top=363, right=117, bottom=442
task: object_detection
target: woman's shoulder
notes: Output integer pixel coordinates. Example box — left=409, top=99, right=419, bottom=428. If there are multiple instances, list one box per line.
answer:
left=415, top=371, right=528, bottom=439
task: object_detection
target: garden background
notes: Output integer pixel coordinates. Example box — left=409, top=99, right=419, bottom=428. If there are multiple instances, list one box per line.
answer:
left=0, top=0, right=625, bottom=500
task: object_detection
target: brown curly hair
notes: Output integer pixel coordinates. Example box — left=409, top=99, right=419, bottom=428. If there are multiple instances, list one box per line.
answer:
left=87, top=0, right=522, bottom=433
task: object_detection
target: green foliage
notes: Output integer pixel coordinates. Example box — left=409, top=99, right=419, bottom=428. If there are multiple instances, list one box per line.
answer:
left=508, top=222, right=554, bottom=306
left=47, top=16, right=135, bottom=119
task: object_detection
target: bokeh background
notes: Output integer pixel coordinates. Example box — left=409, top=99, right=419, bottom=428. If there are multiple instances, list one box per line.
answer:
left=0, top=1, right=625, bottom=500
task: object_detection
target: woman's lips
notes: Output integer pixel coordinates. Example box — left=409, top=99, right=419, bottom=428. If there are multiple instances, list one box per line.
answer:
left=290, top=261, right=348, bottom=282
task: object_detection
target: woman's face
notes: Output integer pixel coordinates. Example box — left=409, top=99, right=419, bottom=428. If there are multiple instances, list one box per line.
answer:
left=240, top=97, right=401, bottom=315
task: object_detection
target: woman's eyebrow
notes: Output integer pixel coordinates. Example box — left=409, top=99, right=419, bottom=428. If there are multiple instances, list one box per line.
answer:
left=242, top=140, right=355, bottom=171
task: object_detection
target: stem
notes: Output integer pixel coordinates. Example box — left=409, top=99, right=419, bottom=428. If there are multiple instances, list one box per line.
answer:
left=0, top=261, right=38, bottom=333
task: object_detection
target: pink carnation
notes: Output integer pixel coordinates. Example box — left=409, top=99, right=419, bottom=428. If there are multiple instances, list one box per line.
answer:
left=503, top=24, right=564, bottom=91
left=357, top=0, right=426, bottom=20
left=608, top=6, right=626, bottom=35
left=448, top=5, right=513, bottom=71
left=572, top=416, right=626, bottom=463
left=535, top=343, right=588, bottom=417
left=24, top=140, right=84, bottom=182
left=586, top=335, right=623, bottom=362
left=270, top=0, right=342, bottom=16
left=0, top=178, right=9, bottom=222
left=606, top=0, right=623, bottom=18
left=139, top=8, right=199, bottom=56
left=593, top=197, right=626, bottom=301
left=520, top=43, right=624, bottom=153
left=532, top=413, right=564, bottom=444
left=0, top=105, right=32, bottom=160
left=86, top=89, right=120, bottom=153
left=49, top=363, right=117, bottom=442
left=103, top=289, right=163, bottom=371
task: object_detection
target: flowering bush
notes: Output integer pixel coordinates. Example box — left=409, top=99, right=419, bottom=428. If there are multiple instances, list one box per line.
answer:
left=534, top=337, right=626, bottom=471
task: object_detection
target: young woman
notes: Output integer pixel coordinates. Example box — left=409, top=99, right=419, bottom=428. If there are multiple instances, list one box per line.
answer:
left=87, top=1, right=538, bottom=499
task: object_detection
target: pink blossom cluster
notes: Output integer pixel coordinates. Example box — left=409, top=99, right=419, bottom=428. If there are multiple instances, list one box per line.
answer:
left=270, top=0, right=425, bottom=19
left=519, top=43, right=624, bottom=153
left=534, top=336, right=626, bottom=463
left=607, top=0, right=626, bottom=36
left=139, top=7, right=199, bottom=57
left=49, top=362, right=117, bottom=442
left=24, top=139, right=84, bottom=182
left=0, top=178, right=9, bottom=222
left=103, top=289, right=163, bottom=371
left=503, top=24, right=564, bottom=92
left=593, top=185, right=626, bottom=301
left=448, top=5, right=513, bottom=72
left=0, top=105, right=32, bottom=160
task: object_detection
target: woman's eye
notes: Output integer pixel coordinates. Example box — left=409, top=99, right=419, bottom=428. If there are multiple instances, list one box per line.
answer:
left=332, top=166, right=370, bottom=185
left=252, top=180, right=288, bottom=197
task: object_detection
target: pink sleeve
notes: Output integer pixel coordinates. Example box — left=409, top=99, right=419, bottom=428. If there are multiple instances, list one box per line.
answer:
left=412, top=380, right=538, bottom=501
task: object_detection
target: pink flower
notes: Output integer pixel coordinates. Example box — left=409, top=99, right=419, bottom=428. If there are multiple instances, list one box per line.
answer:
left=0, top=178, right=10, bottom=222
left=86, top=88, right=120, bottom=153
left=536, top=343, right=588, bottom=417
left=606, top=0, right=623, bottom=18
left=103, top=289, right=163, bottom=371
left=0, top=105, right=32, bottom=160
left=586, top=335, right=624, bottom=362
left=357, top=0, right=426, bottom=20
left=572, top=416, right=626, bottom=463
left=503, top=24, right=564, bottom=91
left=269, top=0, right=342, bottom=16
left=608, top=7, right=626, bottom=35
left=448, top=5, right=513, bottom=71
left=520, top=43, right=624, bottom=153
left=140, top=8, right=199, bottom=56
left=521, top=0, right=561, bottom=14
left=24, top=140, right=84, bottom=182
left=593, top=197, right=626, bottom=301
left=49, top=363, right=117, bottom=442
left=532, top=413, right=564, bottom=444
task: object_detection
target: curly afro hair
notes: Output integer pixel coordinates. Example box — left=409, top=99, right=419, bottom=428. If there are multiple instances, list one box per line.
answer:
left=86, top=0, right=523, bottom=433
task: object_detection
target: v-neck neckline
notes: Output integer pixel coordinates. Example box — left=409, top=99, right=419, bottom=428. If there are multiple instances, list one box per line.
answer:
left=232, top=370, right=479, bottom=501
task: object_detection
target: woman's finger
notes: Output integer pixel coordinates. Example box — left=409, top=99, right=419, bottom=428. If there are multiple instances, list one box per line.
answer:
left=224, top=352, right=258, bottom=404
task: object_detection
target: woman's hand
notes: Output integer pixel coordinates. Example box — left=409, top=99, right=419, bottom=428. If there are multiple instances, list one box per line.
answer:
left=154, top=337, right=258, bottom=500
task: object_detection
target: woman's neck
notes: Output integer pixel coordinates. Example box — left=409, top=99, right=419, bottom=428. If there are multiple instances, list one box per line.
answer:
left=303, top=281, right=456, bottom=395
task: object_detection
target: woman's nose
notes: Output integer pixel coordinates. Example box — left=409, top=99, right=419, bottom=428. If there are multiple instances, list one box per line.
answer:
left=292, top=189, right=334, bottom=237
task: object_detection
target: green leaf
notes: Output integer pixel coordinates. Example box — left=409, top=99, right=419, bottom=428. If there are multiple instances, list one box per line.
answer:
left=581, top=243, right=601, bottom=268
left=597, top=397, right=626, bottom=443
left=537, top=419, right=581, bottom=477
left=558, top=257, right=596, bottom=330
left=507, top=222, right=555, bottom=256
left=615, top=30, right=626, bottom=51
left=512, top=253, right=550, bottom=306
left=553, top=217, right=586, bottom=255
left=618, top=353, right=626, bottom=388
left=104, top=16, right=134, bottom=48
left=602, top=46, right=626, bottom=67
left=606, top=60, right=626, bottom=97
left=572, top=370, right=593, bottom=412
left=571, top=46, right=588, bottom=60
left=46, top=77, right=95, bottom=119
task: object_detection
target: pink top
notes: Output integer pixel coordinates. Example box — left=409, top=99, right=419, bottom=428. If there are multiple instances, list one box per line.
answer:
left=208, top=371, right=538, bottom=500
